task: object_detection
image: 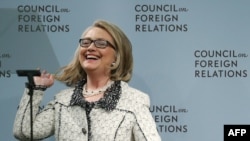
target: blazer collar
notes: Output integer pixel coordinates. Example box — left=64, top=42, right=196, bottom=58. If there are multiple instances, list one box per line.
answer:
left=70, top=79, right=121, bottom=111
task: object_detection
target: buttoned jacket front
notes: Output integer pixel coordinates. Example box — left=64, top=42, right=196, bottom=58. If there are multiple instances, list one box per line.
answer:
left=13, top=81, right=161, bottom=141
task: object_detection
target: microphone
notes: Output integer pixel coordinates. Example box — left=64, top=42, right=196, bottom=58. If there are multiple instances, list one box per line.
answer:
left=16, top=70, right=41, bottom=86
left=16, top=70, right=41, bottom=77
left=16, top=70, right=41, bottom=141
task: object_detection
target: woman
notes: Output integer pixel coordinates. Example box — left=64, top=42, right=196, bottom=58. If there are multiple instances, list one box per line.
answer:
left=13, top=20, right=161, bottom=141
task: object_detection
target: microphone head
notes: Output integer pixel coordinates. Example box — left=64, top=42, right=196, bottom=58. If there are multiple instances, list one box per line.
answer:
left=16, top=70, right=41, bottom=77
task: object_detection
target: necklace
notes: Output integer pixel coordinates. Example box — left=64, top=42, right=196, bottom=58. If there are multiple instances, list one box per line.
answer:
left=83, top=80, right=113, bottom=98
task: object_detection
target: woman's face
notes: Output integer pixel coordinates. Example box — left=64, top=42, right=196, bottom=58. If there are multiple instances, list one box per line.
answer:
left=79, top=27, right=116, bottom=75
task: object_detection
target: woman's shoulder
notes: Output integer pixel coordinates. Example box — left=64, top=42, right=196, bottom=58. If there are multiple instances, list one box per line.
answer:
left=119, top=81, right=150, bottom=108
left=121, top=81, right=149, bottom=97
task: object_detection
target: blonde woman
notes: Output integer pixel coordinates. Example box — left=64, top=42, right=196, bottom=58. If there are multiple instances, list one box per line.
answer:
left=13, top=20, right=161, bottom=141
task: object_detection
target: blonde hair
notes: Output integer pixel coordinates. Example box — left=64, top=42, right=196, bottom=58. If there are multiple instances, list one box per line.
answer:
left=54, top=20, right=133, bottom=86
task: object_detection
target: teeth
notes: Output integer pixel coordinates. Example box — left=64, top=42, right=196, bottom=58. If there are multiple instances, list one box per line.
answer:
left=86, top=55, right=98, bottom=59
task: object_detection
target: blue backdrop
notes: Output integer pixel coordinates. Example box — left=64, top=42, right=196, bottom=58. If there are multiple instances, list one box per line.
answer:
left=1, top=0, right=250, bottom=140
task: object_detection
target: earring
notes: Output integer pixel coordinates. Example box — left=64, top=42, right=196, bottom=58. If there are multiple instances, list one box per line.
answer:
left=111, top=62, right=115, bottom=67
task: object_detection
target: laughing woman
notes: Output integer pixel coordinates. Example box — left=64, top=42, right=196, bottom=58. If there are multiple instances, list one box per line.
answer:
left=13, top=20, right=161, bottom=141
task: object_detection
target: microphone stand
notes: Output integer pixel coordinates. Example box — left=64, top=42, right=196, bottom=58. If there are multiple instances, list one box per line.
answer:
left=16, top=70, right=41, bottom=141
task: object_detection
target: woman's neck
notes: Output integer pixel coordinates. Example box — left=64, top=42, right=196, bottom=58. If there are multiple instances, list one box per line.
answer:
left=83, top=76, right=112, bottom=102
left=86, top=76, right=110, bottom=90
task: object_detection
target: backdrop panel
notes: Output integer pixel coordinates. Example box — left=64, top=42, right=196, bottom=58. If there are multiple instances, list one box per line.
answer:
left=1, top=0, right=250, bottom=140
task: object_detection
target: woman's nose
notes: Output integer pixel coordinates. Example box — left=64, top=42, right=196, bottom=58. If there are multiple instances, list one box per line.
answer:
left=87, top=42, right=96, bottom=50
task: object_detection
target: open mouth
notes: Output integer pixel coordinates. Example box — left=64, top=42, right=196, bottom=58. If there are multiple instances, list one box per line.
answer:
left=85, top=55, right=99, bottom=60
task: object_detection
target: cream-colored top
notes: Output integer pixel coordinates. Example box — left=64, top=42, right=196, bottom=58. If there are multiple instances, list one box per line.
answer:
left=13, top=81, right=161, bottom=141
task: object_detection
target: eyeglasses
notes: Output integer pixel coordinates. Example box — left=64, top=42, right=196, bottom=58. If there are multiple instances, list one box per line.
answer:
left=79, top=38, right=115, bottom=49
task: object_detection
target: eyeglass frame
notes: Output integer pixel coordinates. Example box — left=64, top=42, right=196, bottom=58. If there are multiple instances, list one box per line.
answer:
left=79, top=38, right=116, bottom=49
